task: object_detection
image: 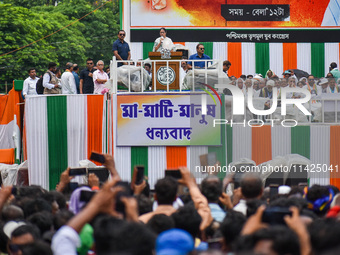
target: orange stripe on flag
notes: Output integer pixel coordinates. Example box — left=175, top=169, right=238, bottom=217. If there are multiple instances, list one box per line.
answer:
left=87, top=95, right=104, bottom=165
left=166, top=147, right=187, bottom=169
left=0, top=88, right=15, bottom=125
left=0, top=148, right=15, bottom=164
left=0, top=95, right=8, bottom=123
left=283, top=43, right=297, bottom=71
left=252, top=126, right=272, bottom=165
left=174, top=42, right=185, bottom=46
left=227, top=43, right=242, bottom=78
left=330, top=126, right=340, bottom=188
left=0, top=88, right=23, bottom=133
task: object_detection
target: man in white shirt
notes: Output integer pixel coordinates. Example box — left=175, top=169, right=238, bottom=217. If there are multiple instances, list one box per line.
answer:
left=180, top=59, right=188, bottom=89
left=61, top=62, right=77, bottom=94
left=93, top=60, right=109, bottom=94
left=22, top=68, right=39, bottom=99
left=304, top=75, right=321, bottom=97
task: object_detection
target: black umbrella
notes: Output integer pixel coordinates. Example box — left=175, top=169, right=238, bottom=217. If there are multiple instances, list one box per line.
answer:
left=289, top=69, right=309, bottom=80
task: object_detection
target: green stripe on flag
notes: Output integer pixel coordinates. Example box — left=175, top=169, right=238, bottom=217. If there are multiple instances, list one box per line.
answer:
left=208, top=94, right=226, bottom=179
left=47, top=96, right=68, bottom=190
left=255, top=43, right=270, bottom=77
left=226, top=125, right=233, bottom=166
left=311, top=43, right=325, bottom=78
left=200, top=42, right=213, bottom=59
left=119, top=0, right=122, bottom=30
left=143, top=42, right=154, bottom=60
left=131, top=147, right=148, bottom=179
left=291, top=126, right=310, bottom=159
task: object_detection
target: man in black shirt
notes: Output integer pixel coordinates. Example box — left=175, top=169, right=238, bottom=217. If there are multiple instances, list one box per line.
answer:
left=79, top=58, right=95, bottom=94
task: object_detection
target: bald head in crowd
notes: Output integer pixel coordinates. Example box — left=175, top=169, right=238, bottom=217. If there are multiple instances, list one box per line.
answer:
left=2, top=205, right=24, bottom=222
left=240, top=173, right=263, bottom=199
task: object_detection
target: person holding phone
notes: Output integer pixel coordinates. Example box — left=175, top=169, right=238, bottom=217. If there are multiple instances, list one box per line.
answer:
left=138, top=177, right=178, bottom=223
left=153, top=27, right=176, bottom=52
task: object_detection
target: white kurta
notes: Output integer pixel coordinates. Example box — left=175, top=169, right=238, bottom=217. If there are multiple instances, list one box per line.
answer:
left=61, top=71, right=77, bottom=94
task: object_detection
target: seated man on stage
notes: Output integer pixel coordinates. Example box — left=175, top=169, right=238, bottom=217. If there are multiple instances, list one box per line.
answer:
left=187, top=44, right=211, bottom=69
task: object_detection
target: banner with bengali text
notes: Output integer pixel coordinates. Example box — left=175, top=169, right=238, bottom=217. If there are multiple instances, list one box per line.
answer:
left=117, top=94, right=222, bottom=146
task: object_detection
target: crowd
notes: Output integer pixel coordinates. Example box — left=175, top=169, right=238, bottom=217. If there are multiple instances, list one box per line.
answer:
left=22, top=26, right=340, bottom=98
left=224, top=67, right=340, bottom=99
left=22, top=59, right=111, bottom=98
left=0, top=154, right=340, bottom=254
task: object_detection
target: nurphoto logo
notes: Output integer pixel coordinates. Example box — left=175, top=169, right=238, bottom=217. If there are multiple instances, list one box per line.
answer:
left=200, top=84, right=313, bottom=128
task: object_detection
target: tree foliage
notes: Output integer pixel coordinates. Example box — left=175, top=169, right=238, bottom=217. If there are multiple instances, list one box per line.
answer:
left=0, top=0, right=119, bottom=83
left=3, top=0, right=52, bottom=9
left=54, top=0, right=120, bottom=66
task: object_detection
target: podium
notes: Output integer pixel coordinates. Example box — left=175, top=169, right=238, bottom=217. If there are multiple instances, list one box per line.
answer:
left=149, top=52, right=182, bottom=90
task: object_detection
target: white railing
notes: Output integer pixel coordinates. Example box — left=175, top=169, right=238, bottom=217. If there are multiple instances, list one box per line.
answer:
left=318, top=98, right=340, bottom=124
left=109, top=56, right=225, bottom=93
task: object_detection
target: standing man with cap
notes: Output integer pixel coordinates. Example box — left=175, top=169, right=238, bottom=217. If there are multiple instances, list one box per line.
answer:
left=61, top=62, right=77, bottom=94
left=319, top=78, right=329, bottom=93
left=112, top=30, right=131, bottom=67
left=260, top=79, right=275, bottom=98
